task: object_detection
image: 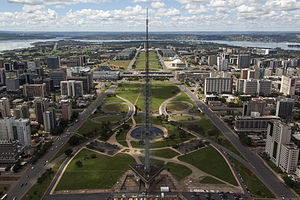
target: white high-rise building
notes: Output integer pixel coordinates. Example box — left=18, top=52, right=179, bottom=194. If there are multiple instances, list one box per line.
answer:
left=279, top=144, right=299, bottom=174
left=43, top=108, right=56, bottom=133
left=60, top=80, right=83, bottom=97
left=280, top=75, right=296, bottom=96
left=0, top=98, right=11, bottom=117
left=265, top=121, right=299, bottom=173
left=204, top=77, right=232, bottom=94
left=0, top=117, right=31, bottom=147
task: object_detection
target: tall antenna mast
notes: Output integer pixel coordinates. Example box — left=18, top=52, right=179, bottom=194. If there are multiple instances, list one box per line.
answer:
left=144, top=8, right=150, bottom=172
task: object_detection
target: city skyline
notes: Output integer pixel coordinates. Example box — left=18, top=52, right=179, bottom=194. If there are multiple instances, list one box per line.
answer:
left=1, top=0, right=300, bottom=31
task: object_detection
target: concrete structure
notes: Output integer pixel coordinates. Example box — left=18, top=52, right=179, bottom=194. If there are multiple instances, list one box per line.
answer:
left=0, top=98, right=11, bottom=117
left=276, top=99, right=294, bottom=119
left=43, top=108, right=56, bottom=133
left=34, top=98, right=49, bottom=124
left=61, top=80, right=83, bottom=97
left=208, top=55, right=217, bottom=66
left=0, top=69, right=5, bottom=86
left=243, top=79, right=258, bottom=96
left=280, top=76, right=296, bottom=96
left=49, top=70, right=66, bottom=88
left=0, top=140, right=19, bottom=164
left=160, top=49, right=176, bottom=58
left=238, top=54, right=250, bottom=69
left=115, top=48, right=136, bottom=60
left=93, top=70, right=120, bottom=80
left=67, top=75, right=92, bottom=94
left=175, top=71, right=209, bottom=82
left=258, top=80, right=272, bottom=96
left=61, top=100, right=72, bottom=121
left=279, top=144, right=299, bottom=174
left=23, top=83, right=46, bottom=98
left=243, top=100, right=266, bottom=116
left=47, top=56, right=60, bottom=69
left=265, top=121, right=299, bottom=173
left=204, top=77, right=233, bottom=94
left=234, top=116, right=279, bottom=133
left=0, top=117, right=31, bottom=147
left=6, top=78, right=20, bottom=92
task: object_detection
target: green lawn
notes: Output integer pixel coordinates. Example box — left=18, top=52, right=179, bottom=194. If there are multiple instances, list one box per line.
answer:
left=134, top=51, right=162, bottom=71
left=184, top=116, right=243, bottom=158
left=78, top=119, right=103, bottom=136
left=96, top=115, right=124, bottom=123
left=23, top=158, right=66, bottom=200
left=200, top=176, right=225, bottom=184
left=230, top=156, right=275, bottom=198
left=165, top=162, right=192, bottom=180
left=166, top=102, right=190, bottom=112
left=116, top=83, right=141, bottom=104
left=150, top=148, right=180, bottom=159
left=178, top=146, right=238, bottom=186
left=136, top=83, right=180, bottom=112
left=102, top=103, right=129, bottom=113
left=106, top=60, right=130, bottom=71
left=103, top=95, right=123, bottom=104
left=56, top=149, right=136, bottom=190
left=170, top=115, right=198, bottom=121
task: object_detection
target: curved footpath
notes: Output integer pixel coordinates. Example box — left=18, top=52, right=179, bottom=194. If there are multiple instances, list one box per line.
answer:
left=178, top=84, right=297, bottom=199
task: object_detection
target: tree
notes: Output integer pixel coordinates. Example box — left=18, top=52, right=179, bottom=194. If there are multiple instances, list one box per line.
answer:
left=75, top=160, right=83, bottom=168
left=64, top=149, right=73, bottom=157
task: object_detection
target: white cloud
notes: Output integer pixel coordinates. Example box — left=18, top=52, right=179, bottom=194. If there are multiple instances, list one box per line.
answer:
left=151, top=1, right=165, bottom=8
left=6, top=0, right=110, bottom=5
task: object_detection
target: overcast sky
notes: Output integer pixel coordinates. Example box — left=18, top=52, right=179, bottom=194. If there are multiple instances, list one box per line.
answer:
left=1, top=0, right=300, bottom=32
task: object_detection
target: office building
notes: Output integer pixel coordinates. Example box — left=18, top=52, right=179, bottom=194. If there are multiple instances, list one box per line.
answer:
left=0, top=69, right=5, bottom=85
left=204, top=77, right=233, bottom=95
left=234, top=116, right=278, bottom=133
left=49, top=69, right=66, bottom=88
left=279, top=144, right=299, bottom=174
left=61, top=80, right=83, bottom=97
left=0, top=140, right=19, bottom=164
left=0, top=98, right=11, bottom=118
left=208, top=55, right=217, bottom=66
left=43, top=108, right=56, bottom=133
left=61, top=100, right=72, bottom=121
left=258, top=80, right=272, bottom=96
left=23, top=83, right=46, bottom=98
left=238, top=54, right=250, bottom=69
left=265, top=121, right=299, bottom=173
left=280, top=76, right=296, bottom=96
left=43, top=78, right=54, bottom=94
left=0, top=117, right=31, bottom=147
left=14, top=103, right=30, bottom=119
left=276, top=99, right=294, bottom=119
left=93, top=70, right=120, bottom=80
left=47, top=56, right=60, bottom=69
left=241, top=69, right=248, bottom=79
left=243, top=79, right=258, bottom=96
left=67, top=75, right=91, bottom=94
left=6, top=78, right=19, bottom=92
left=243, top=100, right=266, bottom=116
left=34, top=98, right=49, bottom=124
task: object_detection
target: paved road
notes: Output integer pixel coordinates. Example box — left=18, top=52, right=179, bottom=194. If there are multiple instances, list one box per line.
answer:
left=178, top=84, right=297, bottom=199
left=6, top=85, right=117, bottom=200
left=127, top=46, right=141, bottom=71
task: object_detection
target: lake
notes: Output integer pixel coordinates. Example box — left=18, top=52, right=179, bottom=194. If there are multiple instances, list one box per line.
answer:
left=1, top=38, right=300, bottom=52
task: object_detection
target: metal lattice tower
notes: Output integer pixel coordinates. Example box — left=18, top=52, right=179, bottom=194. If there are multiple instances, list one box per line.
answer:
left=144, top=8, right=151, bottom=172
